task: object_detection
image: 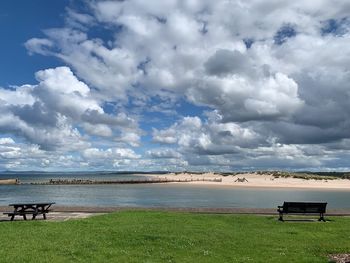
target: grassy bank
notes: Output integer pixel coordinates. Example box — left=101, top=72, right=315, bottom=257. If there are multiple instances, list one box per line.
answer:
left=0, top=211, right=349, bottom=262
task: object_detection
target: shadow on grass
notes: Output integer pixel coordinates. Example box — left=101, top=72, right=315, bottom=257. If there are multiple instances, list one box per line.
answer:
left=0, top=218, right=12, bottom=223
left=0, top=218, right=48, bottom=223
left=280, top=219, right=321, bottom=222
left=277, top=218, right=333, bottom=222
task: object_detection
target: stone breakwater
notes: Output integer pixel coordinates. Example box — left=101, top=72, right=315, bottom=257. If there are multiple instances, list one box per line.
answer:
left=30, top=178, right=223, bottom=185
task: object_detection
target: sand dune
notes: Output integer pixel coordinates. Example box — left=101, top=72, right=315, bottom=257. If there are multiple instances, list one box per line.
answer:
left=144, top=172, right=350, bottom=190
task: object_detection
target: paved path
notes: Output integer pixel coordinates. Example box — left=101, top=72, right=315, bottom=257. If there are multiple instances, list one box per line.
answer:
left=1, top=206, right=350, bottom=222
left=0, top=211, right=104, bottom=222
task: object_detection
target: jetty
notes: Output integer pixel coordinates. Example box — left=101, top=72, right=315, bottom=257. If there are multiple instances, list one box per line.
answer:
left=31, top=178, right=222, bottom=185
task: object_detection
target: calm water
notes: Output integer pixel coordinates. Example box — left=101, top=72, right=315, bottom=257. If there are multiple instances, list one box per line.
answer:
left=1, top=172, right=350, bottom=208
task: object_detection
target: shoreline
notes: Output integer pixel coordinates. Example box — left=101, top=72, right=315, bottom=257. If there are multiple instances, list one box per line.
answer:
left=162, top=182, right=350, bottom=191
left=1, top=172, right=350, bottom=190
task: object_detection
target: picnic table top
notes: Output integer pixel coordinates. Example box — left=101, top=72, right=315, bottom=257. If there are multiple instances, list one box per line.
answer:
left=9, top=202, right=55, bottom=207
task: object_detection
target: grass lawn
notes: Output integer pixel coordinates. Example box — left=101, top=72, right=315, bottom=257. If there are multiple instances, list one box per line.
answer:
left=0, top=211, right=349, bottom=262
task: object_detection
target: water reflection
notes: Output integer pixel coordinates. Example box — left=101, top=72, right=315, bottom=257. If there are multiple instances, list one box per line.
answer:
left=1, top=184, right=350, bottom=208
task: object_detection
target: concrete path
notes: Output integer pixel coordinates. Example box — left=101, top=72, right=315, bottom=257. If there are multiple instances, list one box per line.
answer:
left=1, top=206, right=350, bottom=222
left=0, top=211, right=104, bottom=222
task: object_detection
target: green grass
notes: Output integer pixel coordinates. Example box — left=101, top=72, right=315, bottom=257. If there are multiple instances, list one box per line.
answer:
left=0, top=211, right=349, bottom=262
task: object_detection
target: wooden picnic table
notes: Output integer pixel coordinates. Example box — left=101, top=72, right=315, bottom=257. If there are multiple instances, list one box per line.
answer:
left=4, top=202, right=55, bottom=221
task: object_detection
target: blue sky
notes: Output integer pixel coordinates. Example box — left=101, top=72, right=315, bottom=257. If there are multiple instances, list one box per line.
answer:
left=1, top=0, right=350, bottom=171
left=0, top=1, right=67, bottom=86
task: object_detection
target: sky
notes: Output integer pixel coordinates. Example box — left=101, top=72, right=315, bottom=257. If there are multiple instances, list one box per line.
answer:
left=1, top=0, right=350, bottom=171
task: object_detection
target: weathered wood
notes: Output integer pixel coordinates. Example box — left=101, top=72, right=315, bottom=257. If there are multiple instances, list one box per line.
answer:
left=4, top=202, right=55, bottom=221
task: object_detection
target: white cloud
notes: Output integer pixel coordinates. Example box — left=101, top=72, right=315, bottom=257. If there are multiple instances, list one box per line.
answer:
left=0, top=137, right=15, bottom=145
left=26, top=28, right=142, bottom=101
left=82, top=147, right=140, bottom=160
left=0, top=67, right=139, bottom=150
left=65, top=8, right=95, bottom=30
left=0, top=138, right=84, bottom=170
left=81, top=147, right=140, bottom=168
left=36, top=67, right=91, bottom=96
left=187, top=70, right=303, bottom=122
left=0, top=112, right=89, bottom=151
left=0, top=85, right=35, bottom=106
left=5, top=0, right=350, bottom=170
left=25, top=38, right=54, bottom=56
left=146, top=148, right=182, bottom=159
left=82, top=123, right=112, bottom=137
left=153, top=116, right=262, bottom=154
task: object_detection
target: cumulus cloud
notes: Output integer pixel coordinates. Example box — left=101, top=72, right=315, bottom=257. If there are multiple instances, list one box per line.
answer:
left=81, top=147, right=141, bottom=168
left=0, top=137, right=84, bottom=170
left=25, top=1, right=308, bottom=123
left=0, top=67, right=139, bottom=151
left=146, top=148, right=182, bottom=159
left=187, top=70, right=303, bottom=122
left=153, top=116, right=263, bottom=155
left=0, top=137, right=15, bottom=145
left=2, top=0, right=349, bottom=170
left=0, top=111, right=88, bottom=151
left=82, top=147, right=140, bottom=159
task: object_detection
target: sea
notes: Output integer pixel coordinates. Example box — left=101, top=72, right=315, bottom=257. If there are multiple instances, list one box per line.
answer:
left=1, top=172, right=350, bottom=209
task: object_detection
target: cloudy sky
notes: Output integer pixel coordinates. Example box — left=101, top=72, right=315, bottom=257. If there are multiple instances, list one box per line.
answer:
left=1, top=0, right=350, bottom=171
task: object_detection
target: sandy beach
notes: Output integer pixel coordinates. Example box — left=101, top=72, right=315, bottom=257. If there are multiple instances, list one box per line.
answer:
left=0, top=179, right=19, bottom=185
left=144, top=172, right=350, bottom=190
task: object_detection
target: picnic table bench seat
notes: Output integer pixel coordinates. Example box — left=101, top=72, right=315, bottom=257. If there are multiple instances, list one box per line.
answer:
left=277, top=202, right=327, bottom=221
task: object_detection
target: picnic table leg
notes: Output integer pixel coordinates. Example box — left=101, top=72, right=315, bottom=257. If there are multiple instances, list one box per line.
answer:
left=32, top=214, right=36, bottom=220
left=23, top=214, right=27, bottom=220
left=11, top=207, right=19, bottom=221
left=43, top=213, right=47, bottom=220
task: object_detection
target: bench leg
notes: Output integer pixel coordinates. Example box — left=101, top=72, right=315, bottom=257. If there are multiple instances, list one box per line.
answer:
left=319, top=213, right=325, bottom=222
left=32, top=214, right=36, bottom=220
left=10, top=215, right=15, bottom=221
left=43, top=213, right=47, bottom=220
left=278, top=213, right=284, bottom=221
left=22, top=214, right=27, bottom=220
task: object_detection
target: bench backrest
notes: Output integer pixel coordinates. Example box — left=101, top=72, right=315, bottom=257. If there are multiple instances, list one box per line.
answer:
left=282, top=202, right=327, bottom=213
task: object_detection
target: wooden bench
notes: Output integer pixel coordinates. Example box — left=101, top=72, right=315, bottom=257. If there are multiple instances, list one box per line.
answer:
left=277, top=202, right=327, bottom=221
left=4, top=202, right=55, bottom=221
